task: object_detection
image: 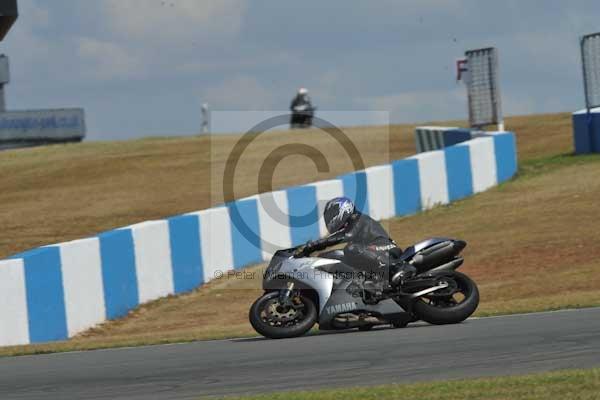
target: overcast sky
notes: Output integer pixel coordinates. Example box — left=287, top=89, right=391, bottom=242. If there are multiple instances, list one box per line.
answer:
left=1, top=0, right=599, bottom=139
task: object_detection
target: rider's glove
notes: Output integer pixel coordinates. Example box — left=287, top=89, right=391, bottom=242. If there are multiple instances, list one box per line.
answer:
left=293, top=241, right=314, bottom=257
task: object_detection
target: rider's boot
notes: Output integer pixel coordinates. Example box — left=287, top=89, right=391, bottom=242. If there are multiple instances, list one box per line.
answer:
left=362, top=267, right=387, bottom=303
left=363, top=280, right=384, bottom=297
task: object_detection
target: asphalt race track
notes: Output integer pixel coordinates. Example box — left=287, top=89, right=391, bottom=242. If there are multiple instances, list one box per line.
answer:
left=1, top=308, right=600, bottom=400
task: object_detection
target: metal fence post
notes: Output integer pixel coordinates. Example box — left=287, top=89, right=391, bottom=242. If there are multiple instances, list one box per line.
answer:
left=0, top=55, right=9, bottom=113
left=0, top=85, right=5, bottom=112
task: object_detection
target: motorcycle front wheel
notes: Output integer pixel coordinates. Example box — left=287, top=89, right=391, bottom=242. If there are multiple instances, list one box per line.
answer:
left=249, top=291, right=317, bottom=339
left=412, top=271, right=479, bottom=325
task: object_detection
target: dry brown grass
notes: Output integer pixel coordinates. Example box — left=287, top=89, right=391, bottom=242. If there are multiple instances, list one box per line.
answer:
left=1, top=111, right=592, bottom=357
left=0, top=112, right=573, bottom=259
left=388, top=157, right=600, bottom=316
left=0, top=125, right=412, bottom=258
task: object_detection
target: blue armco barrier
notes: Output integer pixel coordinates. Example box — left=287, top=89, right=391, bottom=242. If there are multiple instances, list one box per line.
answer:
left=444, top=145, right=474, bottom=201
left=493, top=133, right=518, bottom=182
left=99, top=229, right=139, bottom=320
left=21, top=247, right=68, bottom=343
left=341, top=171, right=370, bottom=214
left=286, top=185, right=320, bottom=246
left=228, top=198, right=263, bottom=269
left=0, top=132, right=518, bottom=346
left=168, top=215, right=203, bottom=293
left=392, top=159, right=421, bottom=215
left=415, top=126, right=474, bottom=153
left=572, top=108, right=600, bottom=154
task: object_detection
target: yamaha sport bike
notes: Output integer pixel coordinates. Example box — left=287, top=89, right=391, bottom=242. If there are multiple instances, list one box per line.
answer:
left=249, top=238, right=479, bottom=339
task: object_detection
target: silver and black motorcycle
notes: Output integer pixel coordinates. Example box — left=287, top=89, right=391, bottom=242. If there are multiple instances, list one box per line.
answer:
left=290, top=104, right=316, bottom=128
left=249, top=238, right=479, bottom=339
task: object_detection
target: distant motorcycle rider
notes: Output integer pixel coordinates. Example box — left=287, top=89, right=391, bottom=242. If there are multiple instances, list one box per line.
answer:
left=297, top=197, right=416, bottom=297
left=289, top=87, right=315, bottom=128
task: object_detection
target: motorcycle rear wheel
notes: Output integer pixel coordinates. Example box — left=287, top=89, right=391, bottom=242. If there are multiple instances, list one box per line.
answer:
left=412, top=272, right=479, bottom=325
left=249, top=291, right=317, bottom=339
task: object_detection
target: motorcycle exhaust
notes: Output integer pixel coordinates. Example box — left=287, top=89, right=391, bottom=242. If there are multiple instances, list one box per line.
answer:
left=411, top=241, right=466, bottom=272
left=424, top=257, right=464, bottom=275
left=332, top=313, right=384, bottom=329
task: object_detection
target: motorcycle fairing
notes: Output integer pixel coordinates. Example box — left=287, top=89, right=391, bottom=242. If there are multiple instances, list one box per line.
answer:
left=263, top=256, right=336, bottom=313
left=317, top=278, right=409, bottom=329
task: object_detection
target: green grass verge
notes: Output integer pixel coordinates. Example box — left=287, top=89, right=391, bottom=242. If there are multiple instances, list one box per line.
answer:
left=211, top=368, right=600, bottom=400
left=517, top=152, right=600, bottom=180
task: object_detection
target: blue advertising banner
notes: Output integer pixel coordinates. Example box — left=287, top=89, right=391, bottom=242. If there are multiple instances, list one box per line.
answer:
left=0, top=109, right=86, bottom=143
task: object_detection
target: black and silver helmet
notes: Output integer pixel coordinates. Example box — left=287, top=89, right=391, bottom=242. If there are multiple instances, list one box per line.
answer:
left=323, top=197, right=355, bottom=234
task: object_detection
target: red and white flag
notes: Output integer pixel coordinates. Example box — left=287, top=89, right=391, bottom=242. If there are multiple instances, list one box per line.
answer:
left=456, top=58, right=470, bottom=84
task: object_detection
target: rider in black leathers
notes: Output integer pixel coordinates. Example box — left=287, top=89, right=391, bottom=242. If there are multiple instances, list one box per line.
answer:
left=289, top=88, right=314, bottom=128
left=298, top=197, right=416, bottom=296
left=290, top=89, right=312, bottom=110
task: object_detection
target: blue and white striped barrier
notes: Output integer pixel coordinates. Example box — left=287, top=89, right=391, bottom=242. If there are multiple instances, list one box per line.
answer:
left=415, top=126, right=491, bottom=153
left=0, top=132, right=517, bottom=346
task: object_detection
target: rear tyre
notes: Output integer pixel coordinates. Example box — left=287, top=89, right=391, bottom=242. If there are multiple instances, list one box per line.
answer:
left=413, top=272, right=479, bottom=325
left=249, top=291, right=317, bottom=339
left=358, top=324, right=374, bottom=331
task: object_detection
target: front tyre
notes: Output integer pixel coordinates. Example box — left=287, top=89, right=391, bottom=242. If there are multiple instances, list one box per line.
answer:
left=249, top=291, right=317, bottom=339
left=413, top=272, right=479, bottom=325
